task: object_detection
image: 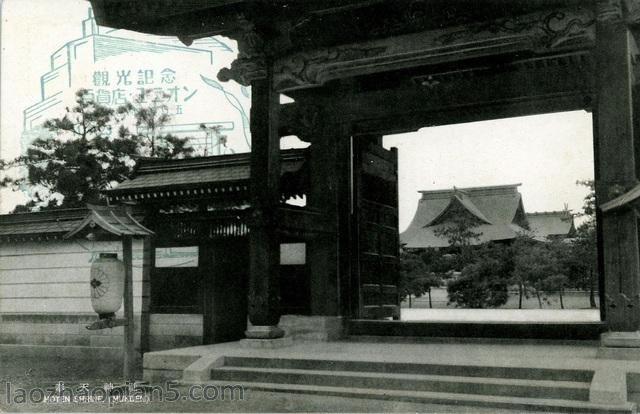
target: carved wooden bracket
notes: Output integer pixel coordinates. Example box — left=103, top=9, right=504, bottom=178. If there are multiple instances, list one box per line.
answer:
left=217, top=15, right=267, bottom=86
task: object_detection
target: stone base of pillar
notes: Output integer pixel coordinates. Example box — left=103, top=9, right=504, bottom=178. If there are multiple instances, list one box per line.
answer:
left=597, top=331, right=640, bottom=360
left=245, top=325, right=285, bottom=339
left=238, top=337, right=294, bottom=349
left=279, top=315, right=344, bottom=341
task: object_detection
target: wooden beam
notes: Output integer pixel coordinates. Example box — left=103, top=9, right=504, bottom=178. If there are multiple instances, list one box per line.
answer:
left=280, top=55, right=593, bottom=136
left=273, top=6, right=594, bottom=92
left=90, top=1, right=246, bottom=38
left=601, top=183, right=640, bottom=213
left=352, top=93, right=590, bottom=136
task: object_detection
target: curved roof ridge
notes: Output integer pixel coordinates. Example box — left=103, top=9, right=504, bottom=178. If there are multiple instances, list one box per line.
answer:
left=400, top=197, right=449, bottom=239
left=419, top=183, right=522, bottom=196
left=527, top=210, right=572, bottom=216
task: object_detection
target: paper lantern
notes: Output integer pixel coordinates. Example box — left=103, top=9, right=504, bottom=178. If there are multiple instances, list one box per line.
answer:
left=90, top=253, right=124, bottom=319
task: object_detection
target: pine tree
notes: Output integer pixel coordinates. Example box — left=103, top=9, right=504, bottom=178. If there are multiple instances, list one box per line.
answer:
left=1, top=89, right=193, bottom=211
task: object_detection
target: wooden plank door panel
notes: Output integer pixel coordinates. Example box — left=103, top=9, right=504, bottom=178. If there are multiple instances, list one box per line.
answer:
left=354, top=139, right=400, bottom=320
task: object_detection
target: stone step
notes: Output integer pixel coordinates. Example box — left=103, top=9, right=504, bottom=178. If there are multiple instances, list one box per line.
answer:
left=222, top=356, right=594, bottom=382
left=210, top=366, right=591, bottom=401
left=199, top=379, right=636, bottom=414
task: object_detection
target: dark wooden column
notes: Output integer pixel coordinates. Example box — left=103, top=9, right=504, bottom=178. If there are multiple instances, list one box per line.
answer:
left=139, top=236, right=154, bottom=353
left=306, top=111, right=348, bottom=316
left=216, top=19, right=284, bottom=339
left=122, top=236, right=135, bottom=380
left=245, top=65, right=284, bottom=338
left=594, top=1, right=640, bottom=338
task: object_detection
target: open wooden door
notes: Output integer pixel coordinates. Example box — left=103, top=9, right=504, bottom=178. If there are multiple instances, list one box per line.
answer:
left=353, top=138, right=401, bottom=319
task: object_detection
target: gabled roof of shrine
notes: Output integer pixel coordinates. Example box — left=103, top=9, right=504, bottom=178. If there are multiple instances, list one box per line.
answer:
left=400, top=184, right=527, bottom=248
left=63, top=204, right=154, bottom=239
left=0, top=206, right=149, bottom=242
left=106, top=149, right=308, bottom=203
left=526, top=211, right=575, bottom=241
left=0, top=208, right=89, bottom=241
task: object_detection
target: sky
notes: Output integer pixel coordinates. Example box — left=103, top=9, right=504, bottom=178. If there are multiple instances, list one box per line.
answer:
left=385, top=110, right=593, bottom=231
left=0, top=0, right=594, bottom=230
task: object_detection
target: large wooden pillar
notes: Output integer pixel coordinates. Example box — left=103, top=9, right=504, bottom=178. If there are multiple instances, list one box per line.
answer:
left=246, top=66, right=284, bottom=338
left=594, top=0, right=640, bottom=343
left=217, top=19, right=284, bottom=339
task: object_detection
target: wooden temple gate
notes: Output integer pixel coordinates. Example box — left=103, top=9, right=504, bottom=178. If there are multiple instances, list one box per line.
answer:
left=91, top=0, right=640, bottom=345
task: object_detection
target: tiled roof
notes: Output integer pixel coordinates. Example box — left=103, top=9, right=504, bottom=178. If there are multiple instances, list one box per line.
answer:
left=115, top=164, right=251, bottom=191
left=0, top=206, right=149, bottom=241
left=106, top=149, right=307, bottom=201
left=401, top=184, right=527, bottom=248
left=526, top=211, right=575, bottom=241
left=403, top=223, right=526, bottom=248
left=428, top=193, right=491, bottom=226
left=0, top=208, right=88, bottom=240
left=64, top=204, right=154, bottom=239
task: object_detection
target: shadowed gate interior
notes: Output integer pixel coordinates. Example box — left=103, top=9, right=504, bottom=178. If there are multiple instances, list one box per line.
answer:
left=151, top=237, right=310, bottom=344
left=150, top=240, right=249, bottom=344
left=200, top=240, right=249, bottom=344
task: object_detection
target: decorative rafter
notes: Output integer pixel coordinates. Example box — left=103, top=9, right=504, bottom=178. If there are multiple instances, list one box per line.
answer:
left=273, top=5, right=595, bottom=92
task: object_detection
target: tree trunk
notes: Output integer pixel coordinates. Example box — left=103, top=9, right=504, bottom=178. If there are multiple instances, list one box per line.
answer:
left=518, top=283, right=523, bottom=309
left=589, top=270, right=597, bottom=308
left=559, top=289, right=564, bottom=309
left=409, top=294, right=412, bottom=308
left=428, top=289, right=433, bottom=308
left=536, top=291, right=543, bottom=309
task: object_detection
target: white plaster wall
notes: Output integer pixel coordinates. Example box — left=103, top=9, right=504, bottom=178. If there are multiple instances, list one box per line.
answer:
left=0, top=239, right=145, bottom=314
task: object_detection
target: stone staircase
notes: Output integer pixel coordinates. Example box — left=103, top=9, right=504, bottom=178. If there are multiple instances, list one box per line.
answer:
left=204, top=356, right=635, bottom=413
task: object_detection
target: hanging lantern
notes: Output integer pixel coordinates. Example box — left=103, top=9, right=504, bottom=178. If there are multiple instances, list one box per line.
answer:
left=90, top=253, right=124, bottom=319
